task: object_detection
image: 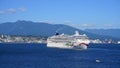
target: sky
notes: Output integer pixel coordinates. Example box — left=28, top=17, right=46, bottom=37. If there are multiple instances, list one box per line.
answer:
left=0, top=0, right=120, bottom=29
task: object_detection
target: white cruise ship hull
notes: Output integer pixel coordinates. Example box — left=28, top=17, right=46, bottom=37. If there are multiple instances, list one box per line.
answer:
left=47, top=42, right=88, bottom=50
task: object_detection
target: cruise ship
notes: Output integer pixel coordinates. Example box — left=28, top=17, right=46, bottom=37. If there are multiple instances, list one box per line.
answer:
left=47, top=31, right=90, bottom=49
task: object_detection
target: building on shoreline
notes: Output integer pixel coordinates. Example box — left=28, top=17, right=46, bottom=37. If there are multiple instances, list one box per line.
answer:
left=0, top=34, right=47, bottom=43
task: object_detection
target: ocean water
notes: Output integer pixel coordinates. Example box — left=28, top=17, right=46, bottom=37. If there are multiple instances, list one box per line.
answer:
left=0, top=43, right=120, bottom=68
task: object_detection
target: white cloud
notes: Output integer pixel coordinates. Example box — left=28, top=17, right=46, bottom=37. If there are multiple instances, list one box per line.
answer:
left=62, top=21, right=96, bottom=29
left=63, top=20, right=73, bottom=25
left=80, top=23, right=95, bottom=27
left=0, top=7, right=26, bottom=15
left=104, top=24, right=113, bottom=27
left=0, top=11, right=5, bottom=14
left=7, top=8, right=16, bottom=14
left=18, top=7, right=26, bottom=12
left=103, top=24, right=118, bottom=29
left=39, top=20, right=57, bottom=24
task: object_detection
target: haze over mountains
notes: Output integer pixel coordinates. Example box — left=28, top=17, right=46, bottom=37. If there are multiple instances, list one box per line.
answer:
left=85, top=29, right=120, bottom=39
left=0, top=20, right=119, bottom=40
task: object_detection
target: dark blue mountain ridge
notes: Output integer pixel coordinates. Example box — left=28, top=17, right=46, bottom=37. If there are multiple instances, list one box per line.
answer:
left=85, top=29, right=120, bottom=39
left=0, top=20, right=119, bottom=41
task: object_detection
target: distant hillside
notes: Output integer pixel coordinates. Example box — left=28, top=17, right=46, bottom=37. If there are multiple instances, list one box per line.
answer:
left=0, top=20, right=119, bottom=40
left=0, top=20, right=83, bottom=36
left=85, top=29, right=120, bottom=39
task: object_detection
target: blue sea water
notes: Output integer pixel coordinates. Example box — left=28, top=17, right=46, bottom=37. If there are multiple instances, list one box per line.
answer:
left=0, top=43, right=120, bottom=68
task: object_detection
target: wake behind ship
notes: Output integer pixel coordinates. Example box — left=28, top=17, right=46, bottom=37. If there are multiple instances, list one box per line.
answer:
left=47, top=31, right=90, bottom=49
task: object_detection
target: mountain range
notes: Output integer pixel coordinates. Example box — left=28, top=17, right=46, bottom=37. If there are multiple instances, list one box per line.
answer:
left=0, top=20, right=119, bottom=41
left=85, top=29, right=120, bottom=39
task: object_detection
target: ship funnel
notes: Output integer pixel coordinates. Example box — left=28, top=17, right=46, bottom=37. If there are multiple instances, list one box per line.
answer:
left=55, top=31, right=59, bottom=35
